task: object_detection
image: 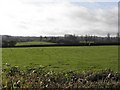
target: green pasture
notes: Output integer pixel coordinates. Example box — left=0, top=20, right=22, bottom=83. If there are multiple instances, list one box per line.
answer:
left=16, top=41, right=55, bottom=46
left=2, top=46, right=119, bottom=72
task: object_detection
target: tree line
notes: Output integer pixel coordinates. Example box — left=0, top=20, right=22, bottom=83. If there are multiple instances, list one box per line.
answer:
left=1, top=33, right=120, bottom=47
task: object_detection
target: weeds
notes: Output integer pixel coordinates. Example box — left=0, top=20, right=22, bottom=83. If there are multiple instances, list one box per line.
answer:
left=2, top=64, right=120, bottom=89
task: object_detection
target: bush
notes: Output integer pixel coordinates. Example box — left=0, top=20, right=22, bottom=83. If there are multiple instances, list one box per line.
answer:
left=2, top=40, right=17, bottom=47
left=2, top=64, right=120, bottom=89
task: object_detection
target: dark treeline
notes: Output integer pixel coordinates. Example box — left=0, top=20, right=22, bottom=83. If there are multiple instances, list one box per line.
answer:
left=1, top=33, right=120, bottom=47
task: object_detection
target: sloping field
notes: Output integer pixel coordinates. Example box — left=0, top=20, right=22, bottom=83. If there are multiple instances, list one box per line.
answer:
left=16, top=41, right=56, bottom=46
left=2, top=46, right=118, bottom=72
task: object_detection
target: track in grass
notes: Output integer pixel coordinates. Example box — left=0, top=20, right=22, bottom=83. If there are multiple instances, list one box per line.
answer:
left=2, top=46, right=118, bottom=72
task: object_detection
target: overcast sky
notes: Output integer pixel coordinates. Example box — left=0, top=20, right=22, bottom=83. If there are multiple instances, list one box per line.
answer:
left=0, top=0, right=119, bottom=36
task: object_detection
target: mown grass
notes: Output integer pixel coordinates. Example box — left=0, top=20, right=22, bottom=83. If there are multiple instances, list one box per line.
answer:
left=2, top=46, right=119, bottom=72
left=16, top=41, right=56, bottom=46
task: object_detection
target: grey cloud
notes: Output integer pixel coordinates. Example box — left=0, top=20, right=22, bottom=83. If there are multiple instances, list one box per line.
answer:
left=1, top=0, right=118, bottom=36
left=64, top=4, right=118, bottom=36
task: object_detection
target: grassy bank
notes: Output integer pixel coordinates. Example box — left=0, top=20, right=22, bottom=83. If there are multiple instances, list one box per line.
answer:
left=16, top=41, right=56, bottom=46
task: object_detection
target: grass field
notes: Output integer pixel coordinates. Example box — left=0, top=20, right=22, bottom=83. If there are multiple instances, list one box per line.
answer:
left=16, top=41, right=56, bottom=46
left=2, top=46, right=118, bottom=72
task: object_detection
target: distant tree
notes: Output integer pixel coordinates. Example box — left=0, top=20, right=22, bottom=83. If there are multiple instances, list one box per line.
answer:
left=2, top=40, right=17, bottom=47
left=107, top=33, right=110, bottom=39
left=85, top=35, right=88, bottom=44
left=40, top=36, right=42, bottom=41
left=64, top=34, right=79, bottom=44
left=117, top=33, right=120, bottom=38
left=2, top=35, right=17, bottom=47
left=116, top=33, right=120, bottom=44
left=8, top=41, right=17, bottom=46
left=2, top=41, right=8, bottom=47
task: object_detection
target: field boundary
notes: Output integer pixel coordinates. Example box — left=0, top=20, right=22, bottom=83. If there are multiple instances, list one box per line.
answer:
left=2, top=43, right=120, bottom=48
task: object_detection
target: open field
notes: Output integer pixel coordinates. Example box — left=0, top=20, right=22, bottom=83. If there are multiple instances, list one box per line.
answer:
left=16, top=41, right=56, bottom=46
left=2, top=46, right=119, bottom=72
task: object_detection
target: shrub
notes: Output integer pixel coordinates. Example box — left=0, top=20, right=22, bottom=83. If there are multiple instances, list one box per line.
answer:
left=2, top=64, right=120, bottom=89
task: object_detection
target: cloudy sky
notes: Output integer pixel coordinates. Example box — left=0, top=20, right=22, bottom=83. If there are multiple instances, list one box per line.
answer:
left=0, top=0, right=119, bottom=36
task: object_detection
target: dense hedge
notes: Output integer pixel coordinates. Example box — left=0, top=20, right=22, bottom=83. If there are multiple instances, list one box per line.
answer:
left=2, top=40, right=17, bottom=47
left=2, top=64, right=120, bottom=89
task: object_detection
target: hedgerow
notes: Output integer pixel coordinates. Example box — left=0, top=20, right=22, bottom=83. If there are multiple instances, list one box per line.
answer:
left=2, top=64, right=120, bottom=89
